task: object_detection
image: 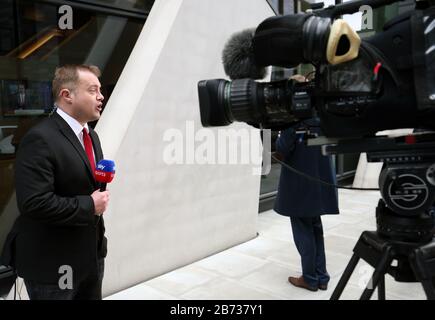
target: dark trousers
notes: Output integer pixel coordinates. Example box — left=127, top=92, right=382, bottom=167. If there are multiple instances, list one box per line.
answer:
left=290, top=217, right=329, bottom=287
left=24, top=258, right=104, bottom=300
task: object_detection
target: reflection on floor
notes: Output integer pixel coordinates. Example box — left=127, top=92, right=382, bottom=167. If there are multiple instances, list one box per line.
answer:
left=106, top=189, right=428, bottom=300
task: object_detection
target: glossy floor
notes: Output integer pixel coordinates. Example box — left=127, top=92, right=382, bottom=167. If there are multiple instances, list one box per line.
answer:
left=107, top=189, right=428, bottom=300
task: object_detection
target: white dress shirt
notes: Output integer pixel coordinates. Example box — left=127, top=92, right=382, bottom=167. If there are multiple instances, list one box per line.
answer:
left=56, top=107, right=95, bottom=159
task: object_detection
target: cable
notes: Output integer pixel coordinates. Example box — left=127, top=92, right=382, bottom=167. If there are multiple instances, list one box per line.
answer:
left=271, top=153, right=380, bottom=191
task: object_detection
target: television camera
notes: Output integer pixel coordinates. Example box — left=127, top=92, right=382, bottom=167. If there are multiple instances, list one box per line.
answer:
left=197, top=0, right=435, bottom=299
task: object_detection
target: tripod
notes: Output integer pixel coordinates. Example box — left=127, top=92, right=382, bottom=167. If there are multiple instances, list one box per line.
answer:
left=331, top=200, right=435, bottom=300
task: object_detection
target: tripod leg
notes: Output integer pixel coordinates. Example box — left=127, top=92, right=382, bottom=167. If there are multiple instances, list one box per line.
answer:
left=360, top=247, right=393, bottom=300
left=378, top=275, right=385, bottom=300
left=409, top=247, right=435, bottom=300
left=330, top=253, right=360, bottom=300
left=419, top=278, right=435, bottom=300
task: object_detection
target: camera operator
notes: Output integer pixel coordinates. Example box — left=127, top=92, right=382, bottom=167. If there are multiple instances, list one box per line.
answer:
left=274, top=75, right=339, bottom=291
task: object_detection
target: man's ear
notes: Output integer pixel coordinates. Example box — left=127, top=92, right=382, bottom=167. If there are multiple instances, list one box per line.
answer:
left=59, top=89, right=73, bottom=103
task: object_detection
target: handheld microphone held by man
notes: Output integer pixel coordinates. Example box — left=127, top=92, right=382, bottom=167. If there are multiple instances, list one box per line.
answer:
left=95, top=159, right=115, bottom=191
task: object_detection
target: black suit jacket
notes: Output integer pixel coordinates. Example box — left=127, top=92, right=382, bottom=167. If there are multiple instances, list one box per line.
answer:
left=1, top=112, right=107, bottom=284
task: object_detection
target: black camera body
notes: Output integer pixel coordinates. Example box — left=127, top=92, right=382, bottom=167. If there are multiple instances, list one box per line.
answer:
left=198, top=0, right=435, bottom=138
left=197, top=0, right=435, bottom=222
left=197, top=0, right=435, bottom=296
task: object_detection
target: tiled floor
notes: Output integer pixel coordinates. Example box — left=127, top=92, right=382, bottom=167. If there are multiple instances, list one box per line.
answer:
left=106, top=189, right=428, bottom=300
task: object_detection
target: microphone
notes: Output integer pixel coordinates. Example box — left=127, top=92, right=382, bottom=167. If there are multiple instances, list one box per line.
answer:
left=95, top=159, right=115, bottom=191
left=222, top=28, right=267, bottom=80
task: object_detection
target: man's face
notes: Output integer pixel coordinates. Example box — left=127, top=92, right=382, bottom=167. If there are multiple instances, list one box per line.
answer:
left=18, top=84, right=26, bottom=94
left=70, top=70, right=104, bottom=124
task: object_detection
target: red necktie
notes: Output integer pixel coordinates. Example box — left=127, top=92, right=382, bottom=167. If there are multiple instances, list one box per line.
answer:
left=83, top=128, right=96, bottom=176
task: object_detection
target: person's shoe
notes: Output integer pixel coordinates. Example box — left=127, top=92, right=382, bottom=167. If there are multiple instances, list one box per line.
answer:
left=288, top=276, right=318, bottom=292
left=318, top=283, right=328, bottom=291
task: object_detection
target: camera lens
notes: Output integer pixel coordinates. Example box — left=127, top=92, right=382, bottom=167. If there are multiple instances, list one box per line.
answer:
left=197, top=79, right=232, bottom=127
left=198, top=78, right=299, bottom=128
left=197, top=78, right=263, bottom=127
left=228, top=79, right=298, bottom=126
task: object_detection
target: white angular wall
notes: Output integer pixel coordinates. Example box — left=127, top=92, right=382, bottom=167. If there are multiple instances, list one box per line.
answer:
left=96, top=0, right=275, bottom=296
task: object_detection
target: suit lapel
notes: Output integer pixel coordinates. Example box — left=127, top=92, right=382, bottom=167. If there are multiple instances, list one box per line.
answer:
left=51, top=113, right=97, bottom=186
left=90, top=129, right=103, bottom=163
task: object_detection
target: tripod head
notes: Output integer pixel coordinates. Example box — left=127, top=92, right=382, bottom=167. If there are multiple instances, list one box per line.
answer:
left=327, top=132, right=435, bottom=299
left=319, top=131, right=435, bottom=242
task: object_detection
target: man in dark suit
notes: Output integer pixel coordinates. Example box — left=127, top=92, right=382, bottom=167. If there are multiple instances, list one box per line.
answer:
left=1, top=65, right=109, bottom=300
left=8, top=83, right=29, bottom=110
left=274, top=118, right=339, bottom=292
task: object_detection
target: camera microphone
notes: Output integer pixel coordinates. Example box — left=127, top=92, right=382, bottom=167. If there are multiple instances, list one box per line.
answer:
left=222, top=28, right=267, bottom=80
left=95, top=159, right=115, bottom=191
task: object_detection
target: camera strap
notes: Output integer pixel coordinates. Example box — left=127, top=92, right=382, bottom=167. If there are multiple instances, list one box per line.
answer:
left=360, top=41, right=406, bottom=94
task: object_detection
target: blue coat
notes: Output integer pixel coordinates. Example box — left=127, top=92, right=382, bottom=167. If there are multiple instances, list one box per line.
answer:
left=274, top=120, right=339, bottom=218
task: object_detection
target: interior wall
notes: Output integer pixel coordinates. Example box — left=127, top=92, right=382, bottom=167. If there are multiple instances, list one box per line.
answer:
left=96, top=0, right=275, bottom=296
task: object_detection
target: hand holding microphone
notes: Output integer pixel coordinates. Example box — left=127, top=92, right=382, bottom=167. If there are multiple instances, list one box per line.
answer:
left=92, top=159, right=115, bottom=216
left=91, top=189, right=109, bottom=216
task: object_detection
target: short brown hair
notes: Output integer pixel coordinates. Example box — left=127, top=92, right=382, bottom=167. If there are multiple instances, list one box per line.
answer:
left=52, top=64, right=101, bottom=101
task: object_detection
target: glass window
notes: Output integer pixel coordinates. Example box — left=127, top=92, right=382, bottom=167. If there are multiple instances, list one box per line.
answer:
left=79, top=0, right=154, bottom=13
left=0, top=0, right=147, bottom=288
left=267, top=0, right=295, bottom=15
